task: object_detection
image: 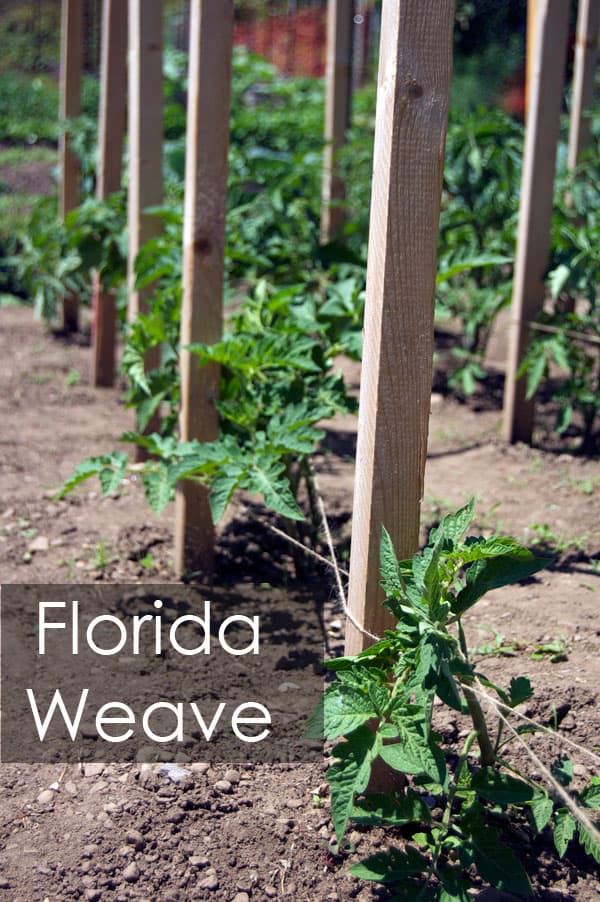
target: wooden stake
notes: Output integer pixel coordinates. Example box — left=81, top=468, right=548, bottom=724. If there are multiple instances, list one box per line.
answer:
left=174, top=0, right=234, bottom=577
left=127, top=0, right=163, bottom=443
left=345, top=0, right=454, bottom=656
left=525, top=0, right=538, bottom=119
left=567, top=0, right=600, bottom=170
left=59, top=0, right=83, bottom=332
left=320, top=0, right=353, bottom=244
left=128, top=0, right=163, bottom=324
left=502, top=0, right=570, bottom=445
left=91, top=0, right=127, bottom=387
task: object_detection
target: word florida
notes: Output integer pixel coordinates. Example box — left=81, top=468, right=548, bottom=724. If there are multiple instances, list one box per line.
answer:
left=37, top=599, right=260, bottom=657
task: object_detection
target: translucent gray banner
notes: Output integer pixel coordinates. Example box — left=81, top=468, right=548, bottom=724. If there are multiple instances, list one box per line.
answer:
left=1, top=584, right=324, bottom=763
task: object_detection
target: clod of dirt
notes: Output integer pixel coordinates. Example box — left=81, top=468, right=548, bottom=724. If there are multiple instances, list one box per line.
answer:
left=198, top=872, right=219, bottom=891
left=125, top=829, right=145, bottom=851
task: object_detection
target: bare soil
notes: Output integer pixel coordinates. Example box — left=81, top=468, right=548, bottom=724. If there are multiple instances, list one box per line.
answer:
left=1, top=305, right=599, bottom=901
left=0, top=146, right=56, bottom=197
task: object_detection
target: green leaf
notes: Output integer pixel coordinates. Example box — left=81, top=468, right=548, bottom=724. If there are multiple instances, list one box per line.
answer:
left=580, top=777, right=600, bottom=810
left=547, top=263, right=571, bottom=299
left=380, top=526, right=402, bottom=598
left=552, top=756, right=574, bottom=788
left=529, top=792, right=554, bottom=833
left=469, top=824, right=532, bottom=894
left=509, top=675, right=533, bottom=707
left=322, top=683, right=382, bottom=741
left=351, top=790, right=431, bottom=827
left=121, top=344, right=150, bottom=394
left=98, top=457, right=127, bottom=496
left=379, top=729, right=447, bottom=786
left=57, top=458, right=106, bottom=498
left=578, top=823, right=600, bottom=863
left=556, top=403, right=574, bottom=435
left=553, top=808, right=576, bottom=858
left=438, top=867, right=472, bottom=901
left=472, top=768, right=534, bottom=805
left=208, top=466, right=245, bottom=522
left=245, top=458, right=303, bottom=521
left=57, top=453, right=128, bottom=499
left=454, top=549, right=547, bottom=616
left=550, top=337, right=571, bottom=373
left=349, top=846, right=428, bottom=883
left=437, top=254, right=512, bottom=284
left=429, top=498, right=475, bottom=549
left=435, top=662, right=465, bottom=713
left=142, top=469, right=173, bottom=514
left=328, top=726, right=380, bottom=841
left=523, top=351, right=547, bottom=400
left=304, top=695, right=324, bottom=740
left=136, top=391, right=166, bottom=432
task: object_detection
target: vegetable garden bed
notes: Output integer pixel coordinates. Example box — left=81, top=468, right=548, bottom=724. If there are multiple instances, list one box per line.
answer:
left=1, top=306, right=599, bottom=899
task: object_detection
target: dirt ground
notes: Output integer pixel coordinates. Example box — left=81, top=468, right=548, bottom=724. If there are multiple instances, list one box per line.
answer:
left=1, top=305, right=599, bottom=901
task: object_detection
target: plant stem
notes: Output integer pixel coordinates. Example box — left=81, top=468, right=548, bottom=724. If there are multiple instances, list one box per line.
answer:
left=457, top=619, right=495, bottom=765
left=463, top=686, right=495, bottom=766
left=426, top=730, right=479, bottom=887
left=301, top=457, right=320, bottom=540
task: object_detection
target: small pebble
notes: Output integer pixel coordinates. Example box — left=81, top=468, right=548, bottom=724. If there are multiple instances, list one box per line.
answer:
left=214, top=779, right=232, bottom=794
left=37, top=789, right=55, bottom=805
left=125, top=830, right=145, bottom=851
left=188, top=856, right=210, bottom=869
left=122, top=862, right=140, bottom=884
left=28, top=535, right=49, bottom=552
left=158, top=763, right=191, bottom=783
left=232, top=894, right=249, bottom=902
left=84, top=763, right=105, bottom=778
left=0, top=878, right=10, bottom=890
left=85, top=891, right=102, bottom=902
left=198, top=874, right=219, bottom=891
left=224, top=769, right=241, bottom=785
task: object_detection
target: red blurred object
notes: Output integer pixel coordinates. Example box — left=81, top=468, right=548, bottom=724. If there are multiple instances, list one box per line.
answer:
left=498, top=64, right=527, bottom=120
left=497, top=28, right=575, bottom=121
left=234, top=7, right=327, bottom=77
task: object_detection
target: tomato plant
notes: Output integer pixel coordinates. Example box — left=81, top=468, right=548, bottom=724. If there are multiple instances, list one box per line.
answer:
left=309, top=500, right=600, bottom=897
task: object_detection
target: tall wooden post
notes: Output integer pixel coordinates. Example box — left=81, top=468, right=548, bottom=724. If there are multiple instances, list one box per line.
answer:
left=502, top=0, right=570, bottom=445
left=567, top=0, right=600, bottom=171
left=345, top=0, right=454, bottom=656
left=59, top=0, right=83, bottom=332
left=128, top=0, right=163, bottom=324
left=174, top=0, right=234, bottom=577
left=128, top=0, right=163, bottom=441
left=91, top=0, right=127, bottom=387
left=320, top=0, right=353, bottom=244
left=525, top=0, right=538, bottom=118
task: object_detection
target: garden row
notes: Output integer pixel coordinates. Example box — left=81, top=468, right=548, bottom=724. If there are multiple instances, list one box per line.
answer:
left=1, top=2, right=599, bottom=896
